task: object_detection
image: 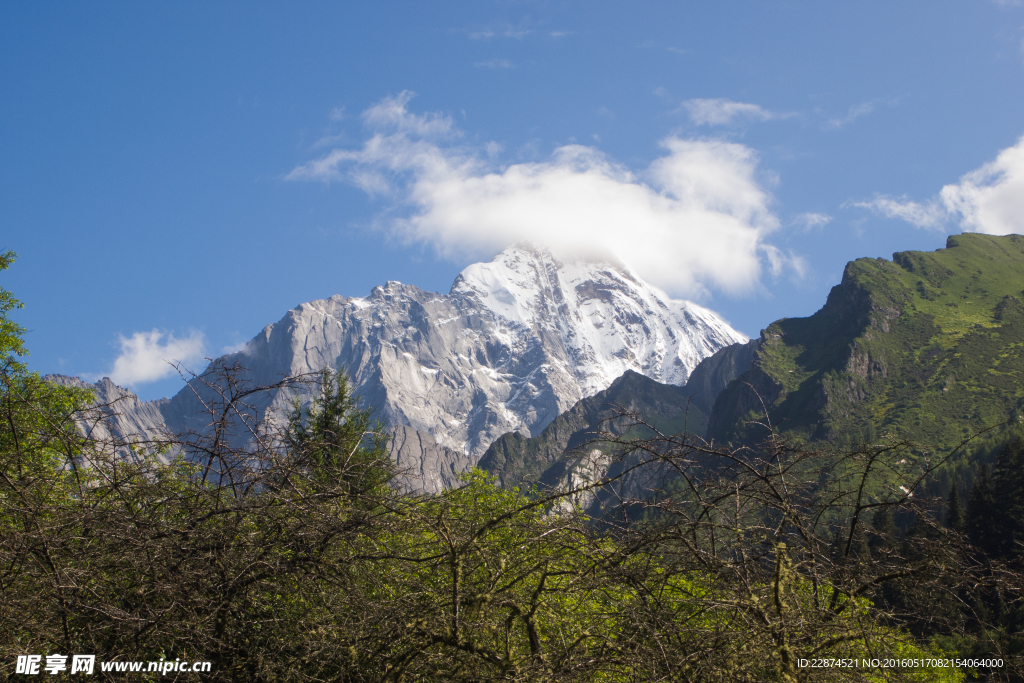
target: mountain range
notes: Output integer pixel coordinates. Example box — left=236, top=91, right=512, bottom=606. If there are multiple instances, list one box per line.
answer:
left=58, top=234, right=1023, bottom=499
left=465, top=233, right=1024, bottom=506
left=52, top=244, right=745, bottom=492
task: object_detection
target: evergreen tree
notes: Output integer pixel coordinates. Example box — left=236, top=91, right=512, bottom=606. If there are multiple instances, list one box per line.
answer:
left=967, top=465, right=999, bottom=557
left=946, top=485, right=966, bottom=533
left=870, top=506, right=900, bottom=555
left=849, top=519, right=872, bottom=560
left=284, top=367, right=392, bottom=494
left=992, top=437, right=1024, bottom=558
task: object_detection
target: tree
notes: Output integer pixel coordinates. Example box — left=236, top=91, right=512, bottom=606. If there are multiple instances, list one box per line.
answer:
left=993, top=438, right=1024, bottom=558
left=870, top=505, right=901, bottom=554
left=968, top=465, right=1000, bottom=557
left=0, top=251, right=1012, bottom=680
left=947, top=486, right=966, bottom=533
left=283, top=366, right=392, bottom=494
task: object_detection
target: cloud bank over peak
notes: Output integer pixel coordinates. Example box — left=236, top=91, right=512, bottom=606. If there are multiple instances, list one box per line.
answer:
left=288, top=92, right=798, bottom=298
left=855, top=134, right=1024, bottom=235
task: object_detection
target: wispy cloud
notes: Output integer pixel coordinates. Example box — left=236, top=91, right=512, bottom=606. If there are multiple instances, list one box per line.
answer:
left=853, top=134, right=1024, bottom=235
left=792, top=212, right=832, bottom=231
left=680, top=98, right=788, bottom=126
left=467, top=25, right=531, bottom=40
left=827, top=102, right=874, bottom=129
left=287, top=92, right=798, bottom=298
left=850, top=196, right=947, bottom=230
left=221, top=340, right=249, bottom=355
left=108, top=329, right=206, bottom=386
left=474, top=58, right=514, bottom=69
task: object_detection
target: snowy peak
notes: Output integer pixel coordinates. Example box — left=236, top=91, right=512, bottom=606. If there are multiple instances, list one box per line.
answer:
left=451, top=243, right=635, bottom=327
left=451, top=244, right=746, bottom=392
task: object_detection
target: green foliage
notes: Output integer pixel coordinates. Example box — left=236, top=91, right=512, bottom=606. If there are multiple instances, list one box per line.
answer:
left=0, top=250, right=27, bottom=365
left=0, top=251, right=94, bottom=489
left=0, top=251, right=1007, bottom=681
left=284, top=367, right=392, bottom=493
left=946, top=486, right=965, bottom=533
left=967, top=465, right=999, bottom=556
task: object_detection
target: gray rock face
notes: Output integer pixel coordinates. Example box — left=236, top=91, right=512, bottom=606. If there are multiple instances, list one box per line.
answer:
left=679, top=339, right=760, bottom=417
left=478, top=339, right=759, bottom=495
left=55, top=245, right=746, bottom=492
left=388, top=426, right=475, bottom=494
left=45, top=375, right=175, bottom=460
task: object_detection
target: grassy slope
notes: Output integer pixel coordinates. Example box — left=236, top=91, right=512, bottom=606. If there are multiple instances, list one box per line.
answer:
left=709, top=233, right=1024, bottom=455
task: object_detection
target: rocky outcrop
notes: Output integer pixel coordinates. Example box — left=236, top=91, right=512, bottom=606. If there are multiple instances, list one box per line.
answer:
left=45, top=375, right=175, bottom=461
left=479, top=339, right=759, bottom=490
left=679, top=339, right=759, bottom=416
left=387, top=426, right=475, bottom=494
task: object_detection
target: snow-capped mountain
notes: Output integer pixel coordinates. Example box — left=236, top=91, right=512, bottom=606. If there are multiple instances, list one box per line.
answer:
left=452, top=245, right=743, bottom=394
left=59, top=244, right=746, bottom=492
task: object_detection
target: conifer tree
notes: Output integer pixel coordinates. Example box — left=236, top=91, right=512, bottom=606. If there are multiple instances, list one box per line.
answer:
left=946, top=485, right=965, bottom=533
left=967, top=465, right=999, bottom=557
left=849, top=519, right=872, bottom=560
left=993, top=437, right=1024, bottom=558
left=284, top=367, right=391, bottom=495
left=870, top=506, right=900, bottom=554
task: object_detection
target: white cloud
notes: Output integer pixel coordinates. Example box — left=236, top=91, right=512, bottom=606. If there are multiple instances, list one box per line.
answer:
left=681, top=98, right=782, bottom=126
left=467, top=25, right=531, bottom=40
left=793, top=212, right=832, bottom=231
left=853, top=134, right=1024, bottom=235
left=474, top=58, right=514, bottom=69
left=941, top=136, right=1024, bottom=234
left=827, top=102, right=874, bottom=129
left=288, top=93, right=796, bottom=298
left=362, top=91, right=454, bottom=137
left=109, top=329, right=206, bottom=386
left=852, top=196, right=947, bottom=230
left=221, top=340, right=249, bottom=355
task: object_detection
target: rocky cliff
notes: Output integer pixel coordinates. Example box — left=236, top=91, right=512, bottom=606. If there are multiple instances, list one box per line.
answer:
left=478, top=339, right=758, bottom=492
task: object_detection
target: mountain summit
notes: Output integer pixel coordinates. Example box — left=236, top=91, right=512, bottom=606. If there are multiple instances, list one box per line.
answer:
left=451, top=244, right=744, bottom=395
left=60, top=245, right=745, bottom=492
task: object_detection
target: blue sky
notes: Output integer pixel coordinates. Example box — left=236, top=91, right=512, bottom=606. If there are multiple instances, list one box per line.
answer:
left=3, top=1, right=1024, bottom=400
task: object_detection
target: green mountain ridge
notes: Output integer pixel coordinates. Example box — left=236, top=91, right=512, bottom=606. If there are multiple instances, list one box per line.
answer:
left=709, top=233, right=1024, bottom=453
